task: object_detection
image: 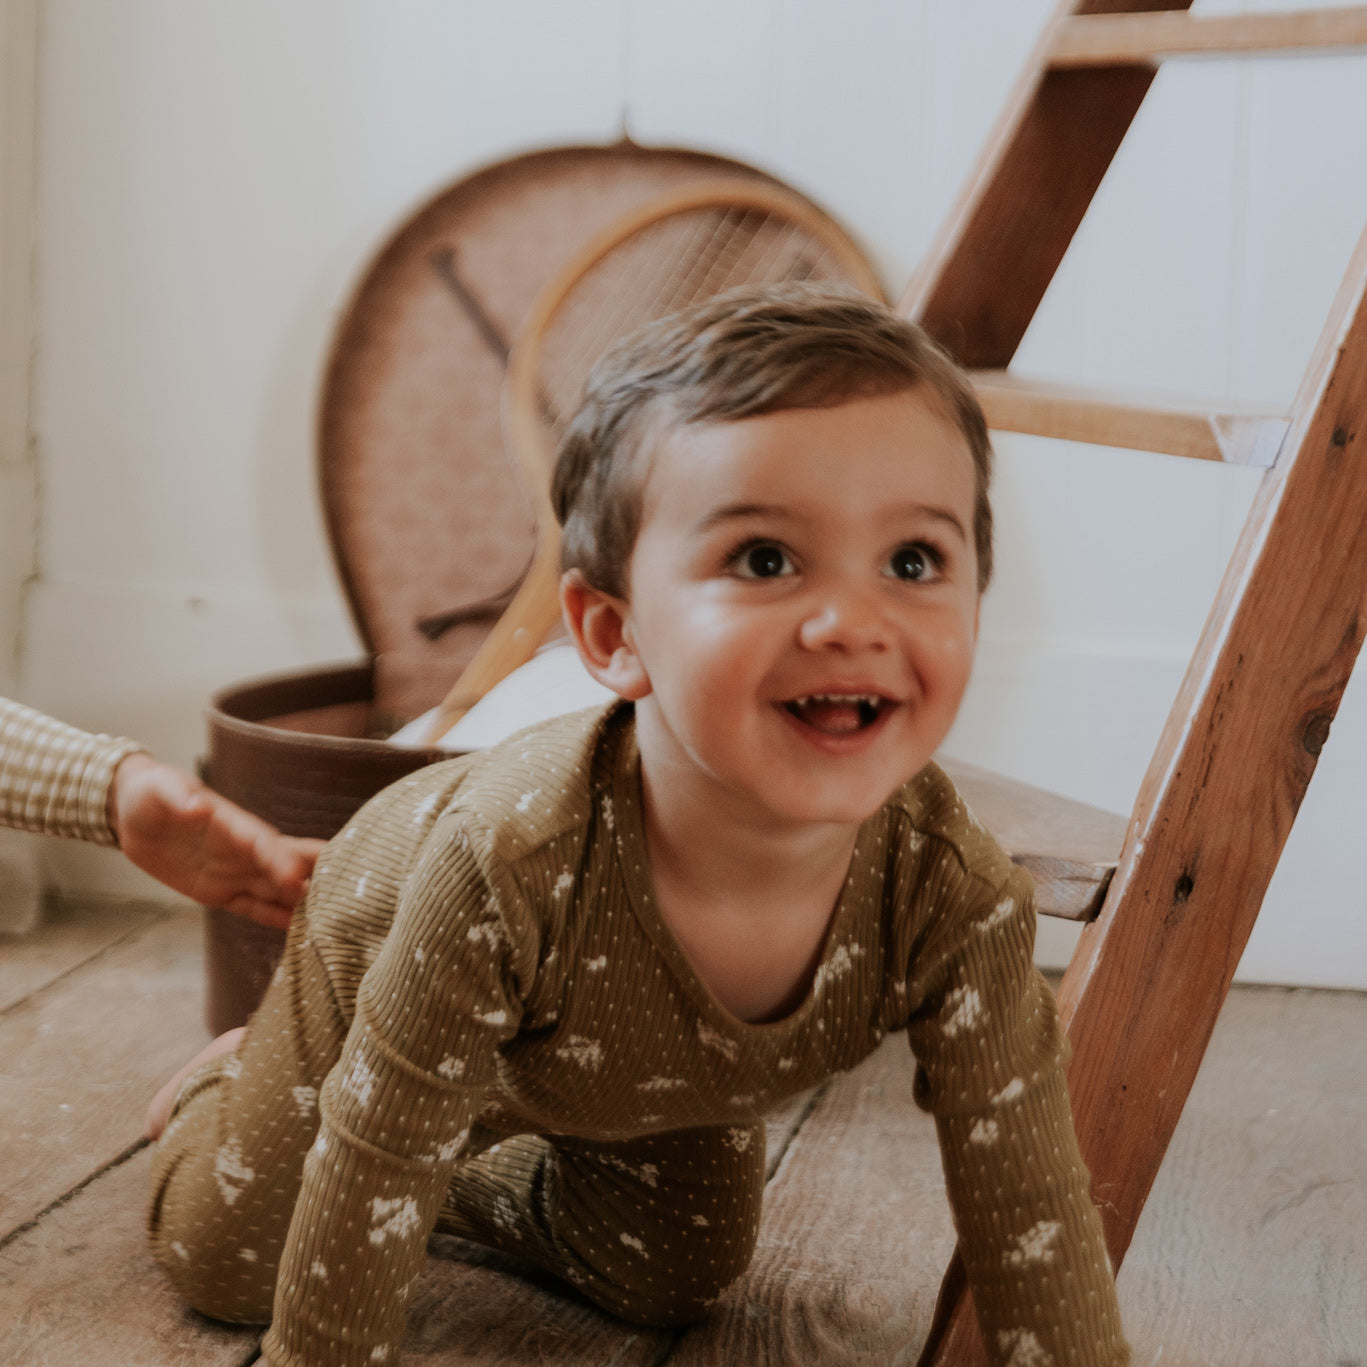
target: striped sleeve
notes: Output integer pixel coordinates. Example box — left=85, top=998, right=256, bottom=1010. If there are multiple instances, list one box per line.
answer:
left=0, top=696, right=144, bottom=845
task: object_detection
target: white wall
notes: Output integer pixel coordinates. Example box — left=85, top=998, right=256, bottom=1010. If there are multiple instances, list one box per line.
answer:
left=10, top=0, right=1367, bottom=987
left=0, top=0, right=42, bottom=932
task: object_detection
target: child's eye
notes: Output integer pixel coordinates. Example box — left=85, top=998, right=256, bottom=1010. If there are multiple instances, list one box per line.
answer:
left=731, top=541, right=795, bottom=579
left=886, top=543, right=942, bottom=582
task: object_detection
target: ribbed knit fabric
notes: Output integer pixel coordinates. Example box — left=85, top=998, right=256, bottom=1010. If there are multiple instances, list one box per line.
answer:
left=148, top=702, right=1129, bottom=1366
left=0, top=696, right=143, bottom=845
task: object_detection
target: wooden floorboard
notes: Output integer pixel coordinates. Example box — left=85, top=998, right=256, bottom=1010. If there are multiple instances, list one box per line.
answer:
left=1118, top=984, right=1367, bottom=1367
left=0, top=1144, right=260, bottom=1367
left=0, top=907, right=210, bottom=1237
left=0, top=896, right=166, bottom=1014
left=1, top=900, right=1363, bottom=1364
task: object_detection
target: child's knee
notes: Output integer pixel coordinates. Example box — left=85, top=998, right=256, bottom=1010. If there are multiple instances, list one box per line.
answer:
left=587, top=1215, right=760, bottom=1328
left=146, top=1101, right=284, bottom=1325
left=150, top=1219, right=277, bottom=1325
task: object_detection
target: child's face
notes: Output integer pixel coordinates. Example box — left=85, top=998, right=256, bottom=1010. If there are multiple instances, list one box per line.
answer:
left=580, top=387, right=981, bottom=829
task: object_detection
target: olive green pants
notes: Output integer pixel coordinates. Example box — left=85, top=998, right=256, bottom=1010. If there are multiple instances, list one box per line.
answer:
left=147, top=910, right=765, bottom=1330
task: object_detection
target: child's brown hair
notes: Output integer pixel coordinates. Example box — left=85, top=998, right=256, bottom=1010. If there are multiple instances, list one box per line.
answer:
left=550, top=282, right=994, bottom=596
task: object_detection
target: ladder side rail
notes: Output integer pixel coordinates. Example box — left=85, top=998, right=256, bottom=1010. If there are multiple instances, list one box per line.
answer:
left=921, top=217, right=1367, bottom=1367
left=902, top=1, right=1196, bottom=369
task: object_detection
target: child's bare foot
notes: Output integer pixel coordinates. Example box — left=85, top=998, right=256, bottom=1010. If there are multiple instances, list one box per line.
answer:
left=145, top=1027, right=247, bottom=1139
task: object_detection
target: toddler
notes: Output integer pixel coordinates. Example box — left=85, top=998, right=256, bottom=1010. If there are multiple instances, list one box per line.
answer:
left=147, top=284, right=1129, bottom=1366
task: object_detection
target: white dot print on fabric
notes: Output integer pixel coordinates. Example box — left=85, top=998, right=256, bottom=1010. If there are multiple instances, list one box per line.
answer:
left=341, top=1053, right=377, bottom=1107
left=697, top=1021, right=739, bottom=1063
left=606, top=1154, right=661, bottom=1189
left=309, top=1259, right=328, bottom=1280
left=212, top=1138, right=255, bottom=1206
left=435, top=1127, right=470, bottom=1162
left=619, top=1232, right=647, bottom=1255
left=553, top=871, right=574, bottom=899
left=723, top=1128, right=752, bottom=1154
left=997, top=1328, right=1054, bottom=1367
left=368, top=1195, right=422, bottom=1246
left=812, top=943, right=855, bottom=994
left=993, top=1078, right=1026, bottom=1107
left=941, top=985, right=986, bottom=1038
left=437, top=1055, right=465, bottom=1080
left=555, top=1035, right=604, bottom=1070
left=239, top=1247, right=258, bottom=1262
left=968, top=1118, right=1000, bottom=1146
left=467, top=921, right=502, bottom=951
left=515, top=789, right=542, bottom=813
left=637, top=1075, right=687, bottom=1093
left=600, top=794, right=615, bottom=830
left=584, top=955, right=608, bottom=972
left=355, top=873, right=369, bottom=899
left=978, top=895, right=1017, bottom=934
left=1003, top=1220, right=1062, bottom=1269
left=475, top=1008, right=508, bottom=1027
left=413, top=790, right=441, bottom=822
left=291, top=1085, right=318, bottom=1118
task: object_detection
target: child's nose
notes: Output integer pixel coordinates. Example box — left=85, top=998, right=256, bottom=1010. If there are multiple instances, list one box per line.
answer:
left=796, top=586, right=891, bottom=653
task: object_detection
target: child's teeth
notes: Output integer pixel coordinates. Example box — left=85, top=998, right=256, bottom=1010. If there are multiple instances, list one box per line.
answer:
left=788, top=694, right=883, bottom=733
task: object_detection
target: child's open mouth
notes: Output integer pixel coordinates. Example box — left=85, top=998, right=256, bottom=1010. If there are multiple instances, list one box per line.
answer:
left=784, top=694, right=889, bottom=735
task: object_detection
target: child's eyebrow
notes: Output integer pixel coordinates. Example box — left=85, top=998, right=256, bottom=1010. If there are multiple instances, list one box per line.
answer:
left=692, top=502, right=791, bottom=533
left=888, top=503, right=970, bottom=542
left=694, top=501, right=969, bottom=541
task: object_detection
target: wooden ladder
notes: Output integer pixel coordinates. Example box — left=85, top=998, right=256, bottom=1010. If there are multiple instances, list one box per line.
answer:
left=902, top=3, right=1367, bottom=1362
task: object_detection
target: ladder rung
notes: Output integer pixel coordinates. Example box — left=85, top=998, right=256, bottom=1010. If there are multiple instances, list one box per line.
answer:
left=937, top=757, right=1129, bottom=922
left=1049, top=8, right=1367, bottom=67
left=971, top=370, right=1288, bottom=465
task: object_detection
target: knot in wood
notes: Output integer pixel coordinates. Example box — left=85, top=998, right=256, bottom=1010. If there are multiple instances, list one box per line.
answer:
left=1173, top=872, right=1194, bottom=905
left=1330, top=425, right=1349, bottom=447
left=1302, top=714, right=1333, bottom=757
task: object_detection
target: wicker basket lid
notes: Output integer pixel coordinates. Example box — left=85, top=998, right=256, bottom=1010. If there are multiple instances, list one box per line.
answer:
left=319, top=141, right=877, bottom=727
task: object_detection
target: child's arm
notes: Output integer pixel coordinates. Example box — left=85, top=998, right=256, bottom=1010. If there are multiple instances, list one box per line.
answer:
left=260, top=816, right=532, bottom=1367
left=907, top=864, right=1129, bottom=1367
left=0, top=695, right=321, bottom=927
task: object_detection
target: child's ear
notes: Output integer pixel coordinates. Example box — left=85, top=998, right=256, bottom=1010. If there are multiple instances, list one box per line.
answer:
left=560, top=570, right=651, bottom=701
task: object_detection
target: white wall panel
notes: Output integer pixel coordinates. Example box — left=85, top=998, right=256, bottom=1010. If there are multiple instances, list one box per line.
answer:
left=13, top=0, right=1367, bottom=986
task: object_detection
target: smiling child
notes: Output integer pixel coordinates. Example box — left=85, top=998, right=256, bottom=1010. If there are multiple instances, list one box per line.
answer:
left=147, top=284, right=1129, bottom=1366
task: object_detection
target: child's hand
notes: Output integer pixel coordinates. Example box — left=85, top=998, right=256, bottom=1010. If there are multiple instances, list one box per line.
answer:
left=108, top=753, right=325, bottom=928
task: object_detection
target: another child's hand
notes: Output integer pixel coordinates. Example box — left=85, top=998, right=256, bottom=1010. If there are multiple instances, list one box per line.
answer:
left=108, top=753, right=324, bottom=929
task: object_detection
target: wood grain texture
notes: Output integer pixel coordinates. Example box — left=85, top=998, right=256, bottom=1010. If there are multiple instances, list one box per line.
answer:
left=0, top=896, right=164, bottom=1014
left=914, top=4, right=1367, bottom=1359
left=902, top=2, right=1203, bottom=369
left=0, top=908, right=209, bottom=1238
left=971, top=370, right=1287, bottom=466
left=667, top=1038, right=954, bottom=1367
left=1051, top=8, right=1367, bottom=66
left=1119, top=986, right=1367, bottom=1367
left=928, top=214, right=1367, bottom=1367
left=938, top=756, right=1128, bottom=921
left=0, top=1144, right=260, bottom=1367
left=1056, top=216, right=1367, bottom=1260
